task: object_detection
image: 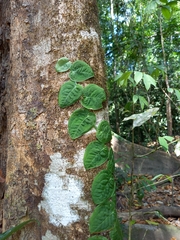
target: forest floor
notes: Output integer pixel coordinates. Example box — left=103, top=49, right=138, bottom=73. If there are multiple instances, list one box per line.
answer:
left=117, top=174, right=180, bottom=228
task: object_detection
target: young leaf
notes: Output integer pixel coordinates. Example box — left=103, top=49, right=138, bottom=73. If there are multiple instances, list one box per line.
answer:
left=69, top=60, right=94, bottom=82
left=142, top=73, right=156, bottom=90
left=161, top=6, right=172, bottom=20
left=88, top=236, right=108, bottom=240
left=134, top=71, right=143, bottom=85
left=81, top=84, right=106, bottom=110
left=55, top=57, right=72, bottom=72
left=138, top=96, right=149, bottom=110
left=83, top=140, right=109, bottom=170
left=91, top=169, right=115, bottom=204
left=123, top=108, right=159, bottom=129
left=145, top=220, right=159, bottom=226
left=163, top=136, right=174, bottom=142
left=133, top=95, right=139, bottom=104
left=158, top=137, right=168, bottom=151
left=89, top=201, right=116, bottom=233
left=0, top=220, right=37, bottom=240
left=96, top=121, right=112, bottom=143
left=175, top=89, right=180, bottom=100
left=58, top=81, right=83, bottom=108
left=68, top=108, right=96, bottom=139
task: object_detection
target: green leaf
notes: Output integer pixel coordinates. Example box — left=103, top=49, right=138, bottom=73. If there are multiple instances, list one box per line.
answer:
left=84, top=140, right=109, bottom=170
left=115, top=71, right=132, bottom=87
left=133, top=95, right=139, bottom=104
left=175, top=89, right=180, bottom=100
left=81, top=84, right=106, bottom=110
left=89, top=201, right=116, bottom=233
left=58, top=81, right=83, bottom=108
left=107, top=148, right=115, bottom=174
left=175, top=141, right=180, bottom=157
left=138, top=96, right=149, bottom=110
left=163, top=136, right=174, bottom=142
left=96, top=121, right=112, bottom=143
left=143, top=73, right=156, bottom=90
left=134, top=71, right=143, bottom=85
left=0, top=220, right=37, bottom=240
left=123, top=108, right=159, bottom=129
left=68, top=108, right=96, bottom=139
left=55, top=57, right=72, bottom=72
left=88, top=236, right=108, bottom=240
left=158, top=137, right=168, bottom=151
left=92, top=169, right=115, bottom=204
left=145, top=220, right=159, bottom=226
left=161, top=6, right=172, bottom=20
left=110, top=219, right=123, bottom=240
left=69, top=60, right=94, bottom=82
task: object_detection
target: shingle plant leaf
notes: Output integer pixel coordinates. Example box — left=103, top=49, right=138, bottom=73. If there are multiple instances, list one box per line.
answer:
left=69, top=60, right=94, bottom=82
left=83, top=140, right=109, bottom=170
left=81, top=84, right=106, bottom=110
left=58, top=81, right=83, bottom=108
left=89, top=201, right=116, bottom=233
left=110, top=219, right=124, bottom=240
left=88, top=236, right=108, bottom=240
left=107, top=148, right=115, bottom=174
left=55, top=57, right=72, bottom=72
left=91, top=169, right=115, bottom=204
left=96, top=120, right=112, bottom=143
left=68, top=108, right=96, bottom=139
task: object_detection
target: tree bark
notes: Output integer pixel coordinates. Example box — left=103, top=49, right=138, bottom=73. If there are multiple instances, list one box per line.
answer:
left=2, top=0, right=107, bottom=239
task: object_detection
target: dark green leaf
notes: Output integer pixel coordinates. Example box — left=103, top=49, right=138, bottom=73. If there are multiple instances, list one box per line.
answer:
left=55, top=57, right=72, bottom=72
left=89, top=201, right=116, bottom=233
left=107, top=148, right=115, bottom=174
left=69, top=60, right=94, bottom=82
left=0, top=220, right=37, bottom=240
left=58, top=81, right=83, bottom=108
left=92, top=169, right=115, bottom=204
left=110, top=219, right=123, bottom=240
left=81, top=84, right=106, bottom=110
left=88, top=236, right=108, bottom=240
left=96, top=121, right=112, bottom=143
left=84, top=140, right=109, bottom=169
left=68, top=108, right=96, bottom=139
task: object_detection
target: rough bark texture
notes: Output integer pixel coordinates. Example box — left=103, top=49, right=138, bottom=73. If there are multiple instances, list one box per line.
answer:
left=0, top=0, right=10, bottom=233
left=2, top=1, right=107, bottom=239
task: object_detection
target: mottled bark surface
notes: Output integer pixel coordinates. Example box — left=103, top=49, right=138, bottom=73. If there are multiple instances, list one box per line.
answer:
left=2, top=0, right=107, bottom=239
left=0, top=0, right=10, bottom=233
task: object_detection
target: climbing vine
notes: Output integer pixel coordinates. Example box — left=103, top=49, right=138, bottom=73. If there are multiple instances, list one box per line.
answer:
left=55, top=57, right=123, bottom=240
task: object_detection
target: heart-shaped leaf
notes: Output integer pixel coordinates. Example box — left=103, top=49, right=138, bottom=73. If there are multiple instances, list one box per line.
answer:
left=69, top=60, right=94, bottom=82
left=68, top=108, right=96, bottom=139
left=89, top=201, right=116, bottom=233
left=92, top=169, right=115, bottom=204
left=96, top=120, right=112, bottom=143
left=81, top=84, right=106, bottom=110
left=55, top=57, right=72, bottom=72
left=110, top=219, right=124, bottom=240
left=84, top=140, right=109, bottom=169
left=58, top=81, right=83, bottom=108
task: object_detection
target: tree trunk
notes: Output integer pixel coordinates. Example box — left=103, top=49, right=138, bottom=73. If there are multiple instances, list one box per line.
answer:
left=1, top=0, right=107, bottom=239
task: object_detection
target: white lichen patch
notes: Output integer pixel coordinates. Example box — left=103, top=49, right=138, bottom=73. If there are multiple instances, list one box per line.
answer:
left=42, top=230, right=59, bottom=240
left=32, top=38, right=51, bottom=69
left=80, top=28, right=99, bottom=40
left=38, top=152, right=91, bottom=227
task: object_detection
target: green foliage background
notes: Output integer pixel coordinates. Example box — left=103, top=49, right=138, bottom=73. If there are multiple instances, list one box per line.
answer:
left=98, top=0, right=180, bottom=145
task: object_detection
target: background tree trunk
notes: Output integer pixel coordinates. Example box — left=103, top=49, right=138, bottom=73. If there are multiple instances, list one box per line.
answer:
left=2, top=0, right=107, bottom=239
